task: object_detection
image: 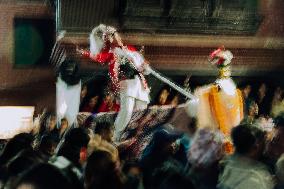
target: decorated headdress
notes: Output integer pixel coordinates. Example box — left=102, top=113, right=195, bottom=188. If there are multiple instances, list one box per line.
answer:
left=209, top=46, right=233, bottom=68
left=209, top=46, right=233, bottom=78
left=89, top=24, right=117, bottom=56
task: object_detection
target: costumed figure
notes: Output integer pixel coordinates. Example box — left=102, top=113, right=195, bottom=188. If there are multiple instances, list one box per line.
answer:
left=78, top=24, right=150, bottom=141
left=188, top=46, right=243, bottom=153
left=56, top=59, right=81, bottom=127
left=49, top=31, right=81, bottom=127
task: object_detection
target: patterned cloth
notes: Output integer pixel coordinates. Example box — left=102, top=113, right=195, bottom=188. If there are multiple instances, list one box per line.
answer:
left=188, top=128, right=224, bottom=168
left=78, top=104, right=193, bottom=159
left=194, top=79, right=243, bottom=136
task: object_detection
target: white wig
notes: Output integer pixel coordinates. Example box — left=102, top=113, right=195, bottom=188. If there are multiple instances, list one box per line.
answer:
left=89, top=24, right=106, bottom=56
left=89, top=24, right=117, bottom=56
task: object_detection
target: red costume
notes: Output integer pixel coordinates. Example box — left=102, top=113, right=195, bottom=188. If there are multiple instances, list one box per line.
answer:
left=82, top=45, right=147, bottom=94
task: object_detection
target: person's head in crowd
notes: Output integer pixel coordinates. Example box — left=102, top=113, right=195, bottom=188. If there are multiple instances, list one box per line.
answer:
left=49, top=156, right=84, bottom=189
left=248, top=100, right=259, bottom=118
left=6, top=149, right=45, bottom=178
left=272, top=87, right=283, bottom=103
left=122, top=161, right=142, bottom=189
left=89, top=96, right=99, bottom=108
left=59, top=118, right=68, bottom=136
left=94, top=121, right=114, bottom=143
left=122, top=160, right=141, bottom=178
left=242, top=84, right=252, bottom=99
left=143, top=127, right=182, bottom=159
left=152, top=162, right=195, bottom=189
left=0, top=133, right=34, bottom=166
left=258, top=83, right=267, bottom=95
left=258, top=83, right=267, bottom=100
left=275, top=154, right=284, bottom=187
left=10, top=163, right=72, bottom=189
left=84, top=150, right=123, bottom=189
left=170, top=94, right=180, bottom=106
left=39, top=111, right=56, bottom=135
left=80, top=85, right=88, bottom=101
left=103, top=90, right=114, bottom=104
left=231, top=123, right=265, bottom=159
left=47, top=114, right=57, bottom=132
left=158, top=87, right=170, bottom=105
left=57, top=128, right=90, bottom=168
left=82, top=95, right=99, bottom=112
left=265, top=114, right=284, bottom=162
left=38, top=134, right=57, bottom=157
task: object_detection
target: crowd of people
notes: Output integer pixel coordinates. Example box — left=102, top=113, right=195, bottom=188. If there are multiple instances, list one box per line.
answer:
left=0, top=80, right=284, bottom=189
left=1, top=21, right=284, bottom=188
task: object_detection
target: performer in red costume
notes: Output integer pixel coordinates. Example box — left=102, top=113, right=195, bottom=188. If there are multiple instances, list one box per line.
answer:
left=78, top=24, right=150, bottom=141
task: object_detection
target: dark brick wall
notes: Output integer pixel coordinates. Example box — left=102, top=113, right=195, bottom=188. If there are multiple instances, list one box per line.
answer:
left=0, top=2, right=55, bottom=114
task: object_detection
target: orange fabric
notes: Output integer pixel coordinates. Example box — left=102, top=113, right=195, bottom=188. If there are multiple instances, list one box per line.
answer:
left=208, top=86, right=243, bottom=136
left=223, top=141, right=234, bottom=154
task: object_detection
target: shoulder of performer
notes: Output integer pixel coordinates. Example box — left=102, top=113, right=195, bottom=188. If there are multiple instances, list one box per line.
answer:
left=125, top=45, right=137, bottom=52
left=92, top=50, right=114, bottom=63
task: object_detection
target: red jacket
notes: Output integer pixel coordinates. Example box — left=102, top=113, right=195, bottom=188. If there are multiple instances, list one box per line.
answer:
left=82, top=45, right=138, bottom=93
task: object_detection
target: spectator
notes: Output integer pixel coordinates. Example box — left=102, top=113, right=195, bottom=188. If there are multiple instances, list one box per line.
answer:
left=140, top=128, right=182, bottom=188
left=241, top=84, right=252, bottom=116
left=10, top=163, right=72, bottom=189
left=39, top=112, right=57, bottom=136
left=255, top=83, right=271, bottom=117
left=187, top=128, right=224, bottom=189
left=153, top=162, right=195, bottom=189
left=122, top=161, right=143, bottom=189
left=264, top=114, right=284, bottom=166
left=88, top=121, right=119, bottom=162
left=270, top=87, right=284, bottom=118
left=97, top=93, right=120, bottom=113
left=84, top=150, right=124, bottom=189
left=0, top=133, right=34, bottom=167
left=6, top=149, right=45, bottom=179
left=38, top=135, right=57, bottom=157
left=155, top=87, right=170, bottom=106
left=80, top=95, right=99, bottom=113
left=80, top=85, right=88, bottom=103
left=170, top=94, right=180, bottom=107
left=275, top=154, right=284, bottom=189
left=58, top=117, right=69, bottom=139
left=57, top=128, right=90, bottom=169
left=242, top=100, right=259, bottom=124
left=218, top=124, right=275, bottom=189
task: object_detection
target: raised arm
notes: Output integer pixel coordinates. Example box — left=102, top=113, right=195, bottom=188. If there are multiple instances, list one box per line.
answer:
left=77, top=47, right=113, bottom=65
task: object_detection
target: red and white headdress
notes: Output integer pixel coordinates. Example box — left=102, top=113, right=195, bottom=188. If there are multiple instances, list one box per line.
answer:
left=89, top=24, right=117, bottom=56
left=208, top=46, right=233, bottom=68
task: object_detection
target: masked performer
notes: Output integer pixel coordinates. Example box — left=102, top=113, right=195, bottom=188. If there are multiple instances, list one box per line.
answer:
left=56, top=58, right=81, bottom=127
left=49, top=31, right=81, bottom=127
left=78, top=24, right=150, bottom=141
left=188, top=47, right=243, bottom=153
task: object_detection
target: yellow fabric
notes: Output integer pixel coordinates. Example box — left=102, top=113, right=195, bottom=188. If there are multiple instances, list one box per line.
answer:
left=208, top=86, right=243, bottom=136
left=196, top=85, right=243, bottom=137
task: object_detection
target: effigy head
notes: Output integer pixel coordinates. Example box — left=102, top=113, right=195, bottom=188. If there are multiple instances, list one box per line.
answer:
left=89, top=24, right=119, bottom=56
left=208, top=46, right=233, bottom=78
